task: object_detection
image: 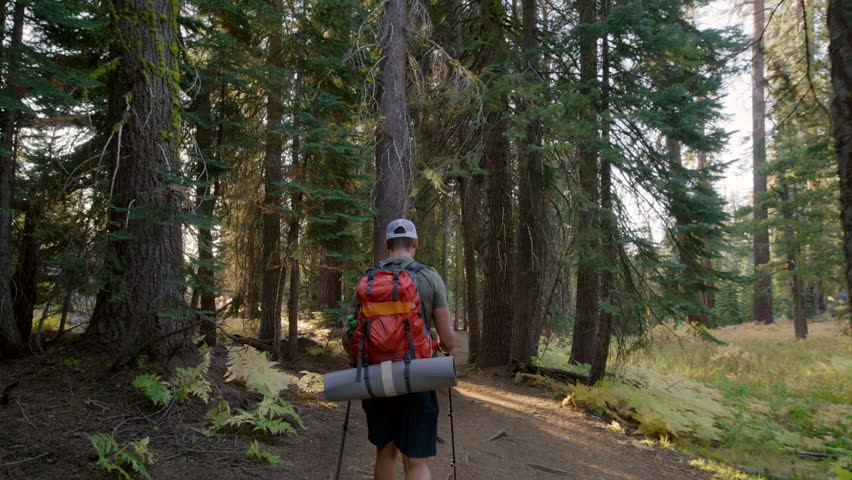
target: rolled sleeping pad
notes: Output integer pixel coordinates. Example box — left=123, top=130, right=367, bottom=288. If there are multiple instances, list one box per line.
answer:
left=324, top=356, right=457, bottom=402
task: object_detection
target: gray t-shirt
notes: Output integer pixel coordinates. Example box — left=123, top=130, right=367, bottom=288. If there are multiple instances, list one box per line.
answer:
left=350, top=256, right=449, bottom=330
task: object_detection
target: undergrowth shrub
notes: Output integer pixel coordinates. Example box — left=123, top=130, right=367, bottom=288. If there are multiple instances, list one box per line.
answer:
left=549, top=318, right=851, bottom=478
left=88, top=433, right=154, bottom=480
left=132, top=344, right=213, bottom=406
left=206, top=345, right=303, bottom=436
left=244, top=440, right=285, bottom=466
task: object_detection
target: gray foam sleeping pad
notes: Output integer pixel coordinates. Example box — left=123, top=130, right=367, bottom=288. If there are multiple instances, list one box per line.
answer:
left=323, top=356, right=457, bottom=401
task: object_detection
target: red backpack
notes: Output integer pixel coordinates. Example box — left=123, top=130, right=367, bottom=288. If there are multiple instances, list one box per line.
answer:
left=350, top=261, right=437, bottom=383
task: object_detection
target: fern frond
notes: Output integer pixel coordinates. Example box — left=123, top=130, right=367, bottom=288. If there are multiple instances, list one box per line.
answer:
left=170, top=351, right=213, bottom=403
left=225, top=345, right=296, bottom=395
left=297, top=371, right=325, bottom=393
left=132, top=374, right=174, bottom=407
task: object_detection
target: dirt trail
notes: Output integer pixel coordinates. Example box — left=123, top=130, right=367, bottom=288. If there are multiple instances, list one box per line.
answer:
left=0, top=332, right=713, bottom=480
left=296, top=331, right=712, bottom=480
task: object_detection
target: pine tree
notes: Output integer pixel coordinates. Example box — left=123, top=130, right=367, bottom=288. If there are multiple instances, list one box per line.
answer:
left=752, top=0, right=773, bottom=324
left=87, top=0, right=192, bottom=363
left=511, top=0, right=547, bottom=366
left=477, top=0, right=515, bottom=368
left=0, top=0, right=27, bottom=357
left=373, top=0, right=411, bottom=263
left=828, top=0, right=852, bottom=330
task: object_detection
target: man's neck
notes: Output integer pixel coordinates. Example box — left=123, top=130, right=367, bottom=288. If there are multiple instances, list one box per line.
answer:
left=388, top=250, right=413, bottom=259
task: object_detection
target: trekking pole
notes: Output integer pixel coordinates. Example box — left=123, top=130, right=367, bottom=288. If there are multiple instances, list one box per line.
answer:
left=448, top=386, right=457, bottom=479
left=334, top=400, right=352, bottom=480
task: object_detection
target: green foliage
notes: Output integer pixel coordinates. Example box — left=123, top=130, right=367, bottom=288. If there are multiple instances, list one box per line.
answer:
left=244, top=440, right=284, bottom=465
left=88, top=433, right=155, bottom=480
left=296, top=371, right=325, bottom=393
left=205, top=345, right=303, bottom=436
left=548, top=319, right=851, bottom=478
left=224, top=345, right=296, bottom=395
left=133, top=346, right=213, bottom=406
left=132, top=374, right=174, bottom=408
left=206, top=393, right=303, bottom=437
left=170, top=346, right=213, bottom=402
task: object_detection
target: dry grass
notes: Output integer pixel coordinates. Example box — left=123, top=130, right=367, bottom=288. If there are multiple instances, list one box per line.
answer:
left=545, top=316, right=852, bottom=479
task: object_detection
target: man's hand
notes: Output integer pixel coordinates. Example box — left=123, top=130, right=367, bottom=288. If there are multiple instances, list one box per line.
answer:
left=434, top=307, right=454, bottom=354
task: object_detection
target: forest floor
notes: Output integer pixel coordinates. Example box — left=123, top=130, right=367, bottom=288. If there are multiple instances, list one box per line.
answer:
left=0, top=327, right=716, bottom=480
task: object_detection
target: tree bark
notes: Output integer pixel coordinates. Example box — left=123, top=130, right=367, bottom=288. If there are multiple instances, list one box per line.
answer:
left=570, top=0, right=599, bottom=366
left=478, top=103, right=514, bottom=368
left=511, top=0, right=545, bottom=366
left=259, top=0, right=286, bottom=343
left=828, top=0, right=852, bottom=330
left=590, top=4, right=612, bottom=385
left=475, top=0, right=515, bottom=368
left=87, top=0, right=191, bottom=363
left=316, top=255, right=342, bottom=311
left=752, top=0, right=773, bottom=324
left=782, top=186, right=807, bottom=339
left=194, top=89, right=218, bottom=347
left=373, top=0, right=411, bottom=264
left=0, top=0, right=26, bottom=358
left=12, top=202, right=38, bottom=340
left=285, top=140, right=303, bottom=360
left=697, top=150, right=715, bottom=323
left=459, top=176, right=481, bottom=358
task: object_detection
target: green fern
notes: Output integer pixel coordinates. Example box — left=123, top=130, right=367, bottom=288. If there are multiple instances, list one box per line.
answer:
left=244, top=440, right=284, bottom=465
left=205, top=391, right=302, bottom=436
left=225, top=345, right=296, bottom=395
left=132, top=374, right=173, bottom=407
left=170, top=348, right=213, bottom=402
left=88, top=433, right=154, bottom=480
left=296, top=371, right=325, bottom=393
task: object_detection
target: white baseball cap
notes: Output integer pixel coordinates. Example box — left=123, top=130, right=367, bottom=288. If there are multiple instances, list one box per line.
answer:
left=386, top=218, right=418, bottom=240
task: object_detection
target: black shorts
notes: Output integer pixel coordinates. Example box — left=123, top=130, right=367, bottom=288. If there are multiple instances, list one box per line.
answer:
left=361, top=390, right=439, bottom=458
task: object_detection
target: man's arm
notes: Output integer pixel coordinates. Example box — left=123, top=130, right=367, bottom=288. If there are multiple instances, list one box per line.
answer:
left=341, top=294, right=359, bottom=353
left=434, top=306, right=454, bottom=353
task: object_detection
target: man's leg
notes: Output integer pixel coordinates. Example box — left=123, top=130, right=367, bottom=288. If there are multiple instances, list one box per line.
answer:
left=374, top=442, right=398, bottom=480
left=402, top=455, right=431, bottom=480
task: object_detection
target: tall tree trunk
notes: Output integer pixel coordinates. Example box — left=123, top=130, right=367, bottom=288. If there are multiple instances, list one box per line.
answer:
left=12, top=202, right=38, bottom=340
left=752, top=0, right=773, bottom=324
left=697, top=150, right=715, bottom=322
left=511, top=0, right=545, bottom=366
left=285, top=222, right=300, bottom=358
left=667, top=138, right=703, bottom=325
left=194, top=89, right=218, bottom=347
left=570, top=0, right=599, bottom=366
left=0, top=0, right=26, bottom=358
left=459, top=176, right=480, bottom=358
left=283, top=9, right=306, bottom=359
left=454, top=236, right=461, bottom=331
left=779, top=180, right=806, bottom=338
left=590, top=3, right=613, bottom=384
left=828, top=0, right=852, bottom=330
left=316, top=255, right=342, bottom=311
left=259, top=0, right=286, bottom=344
left=476, top=0, right=514, bottom=368
left=373, top=0, right=411, bottom=264
left=87, top=0, right=191, bottom=363
left=479, top=103, right=514, bottom=367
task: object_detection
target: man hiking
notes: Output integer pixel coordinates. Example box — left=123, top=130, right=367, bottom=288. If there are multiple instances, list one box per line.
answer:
left=343, top=218, right=454, bottom=480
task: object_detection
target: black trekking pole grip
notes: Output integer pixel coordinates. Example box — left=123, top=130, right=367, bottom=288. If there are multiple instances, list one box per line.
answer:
left=335, top=400, right=352, bottom=480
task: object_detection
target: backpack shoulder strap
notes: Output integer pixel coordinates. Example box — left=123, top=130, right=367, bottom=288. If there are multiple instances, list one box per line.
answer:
left=362, top=264, right=383, bottom=296
left=403, top=261, right=426, bottom=274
